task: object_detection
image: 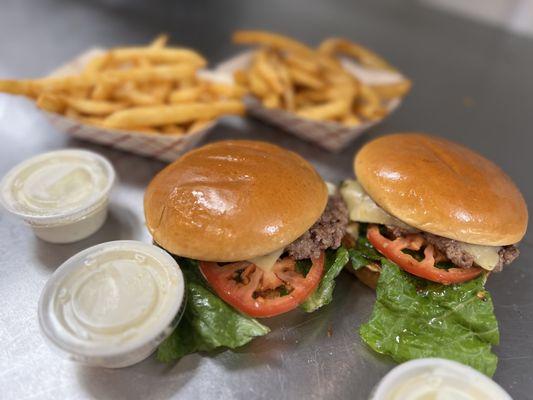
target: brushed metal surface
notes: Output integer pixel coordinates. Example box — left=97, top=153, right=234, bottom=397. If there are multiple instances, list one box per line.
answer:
left=1, top=1, right=532, bottom=399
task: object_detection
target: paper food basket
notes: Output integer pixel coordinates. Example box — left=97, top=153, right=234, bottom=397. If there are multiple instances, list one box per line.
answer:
left=215, top=52, right=408, bottom=152
left=43, top=49, right=216, bottom=162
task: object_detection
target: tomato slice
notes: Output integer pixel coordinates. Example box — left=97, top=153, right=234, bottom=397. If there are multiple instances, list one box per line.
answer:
left=366, top=225, right=483, bottom=285
left=199, top=253, right=324, bottom=318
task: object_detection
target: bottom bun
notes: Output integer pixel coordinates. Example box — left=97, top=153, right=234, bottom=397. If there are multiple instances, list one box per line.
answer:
left=346, top=265, right=380, bottom=290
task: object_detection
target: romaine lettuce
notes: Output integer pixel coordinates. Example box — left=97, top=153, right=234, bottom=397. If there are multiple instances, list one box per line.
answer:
left=301, top=247, right=349, bottom=312
left=358, top=259, right=499, bottom=376
left=157, top=259, right=270, bottom=362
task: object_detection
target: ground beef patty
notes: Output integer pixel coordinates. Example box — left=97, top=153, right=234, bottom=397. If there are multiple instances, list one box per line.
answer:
left=287, top=194, right=348, bottom=260
left=385, top=225, right=519, bottom=271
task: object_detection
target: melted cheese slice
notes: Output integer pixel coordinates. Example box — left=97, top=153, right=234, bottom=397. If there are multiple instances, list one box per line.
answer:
left=458, top=243, right=500, bottom=271
left=340, top=180, right=411, bottom=229
left=325, top=181, right=337, bottom=195
left=247, top=248, right=284, bottom=272
left=340, top=179, right=501, bottom=271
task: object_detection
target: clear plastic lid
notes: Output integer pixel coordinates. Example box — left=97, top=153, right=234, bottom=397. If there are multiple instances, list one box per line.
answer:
left=370, top=358, right=511, bottom=400
left=0, top=149, right=115, bottom=226
left=38, top=241, right=186, bottom=368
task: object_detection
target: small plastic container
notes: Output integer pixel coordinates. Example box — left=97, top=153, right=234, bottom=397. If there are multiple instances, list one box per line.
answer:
left=370, top=358, right=512, bottom=400
left=0, top=149, right=115, bottom=243
left=38, top=240, right=186, bottom=368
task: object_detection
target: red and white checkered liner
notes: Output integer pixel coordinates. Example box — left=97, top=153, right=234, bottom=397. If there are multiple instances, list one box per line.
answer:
left=215, top=52, right=408, bottom=152
left=43, top=48, right=216, bottom=162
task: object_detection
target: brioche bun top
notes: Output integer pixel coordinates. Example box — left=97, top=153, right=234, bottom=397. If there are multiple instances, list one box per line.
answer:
left=145, top=140, right=328, bottom=261
left=355, top=133, right=528, bottom=245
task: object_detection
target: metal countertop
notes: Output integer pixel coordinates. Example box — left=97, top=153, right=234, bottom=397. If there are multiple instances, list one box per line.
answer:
left=1, top=1, right=532, bottom=399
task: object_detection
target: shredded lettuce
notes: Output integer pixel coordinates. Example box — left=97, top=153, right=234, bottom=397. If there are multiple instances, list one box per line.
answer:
left=301, top=247, right=349, bottom=312
left=157, top=259, right=270, bottom=362
left=350, top=239, right=500, bottom=376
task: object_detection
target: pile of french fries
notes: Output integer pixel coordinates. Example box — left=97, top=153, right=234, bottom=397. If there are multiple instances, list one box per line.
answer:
left=0, top=35, right=245, bottom=135
left=232, top=31, right=411, bottom=126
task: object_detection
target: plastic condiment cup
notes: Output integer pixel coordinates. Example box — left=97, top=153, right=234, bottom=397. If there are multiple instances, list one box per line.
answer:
left=38, top=240, right=186, bottom=368
left=370, top=358, right=512, bottom=400
left=0, top=149, right=115, bottom=243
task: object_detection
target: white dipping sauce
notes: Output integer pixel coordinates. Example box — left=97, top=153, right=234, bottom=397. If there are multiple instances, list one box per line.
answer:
left=39, top=241, right=185, bottom=368
left=371, top=358, right=512, bottom=400
left=0, top=149, right=115, bottom=243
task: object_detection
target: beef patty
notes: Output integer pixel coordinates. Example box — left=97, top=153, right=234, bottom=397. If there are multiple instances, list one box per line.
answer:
left=386, top=225, right=519, bottom=272
left=287, top=194, right=349, bottom=260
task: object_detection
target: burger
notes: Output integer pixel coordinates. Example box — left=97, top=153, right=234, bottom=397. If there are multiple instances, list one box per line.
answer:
left=341, top=132, right=527, bottom=286
left=340, top=132, right=528, bottom=376
left=144, top=140, right=349, bottom=319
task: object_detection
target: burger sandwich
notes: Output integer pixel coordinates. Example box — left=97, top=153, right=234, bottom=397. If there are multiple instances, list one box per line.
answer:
left=145, top=140, right=350, bottom=361
left=340, top=133, right=528, bottom=376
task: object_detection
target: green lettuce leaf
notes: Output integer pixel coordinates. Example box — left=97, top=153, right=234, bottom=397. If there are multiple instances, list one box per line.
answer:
left=359, top=261, right=499, bottom=376
left=301, top=247, right=349, bottom=312
left=157, top=259, right=270, bottom=362
left=348, top=236, right=383, bottom=271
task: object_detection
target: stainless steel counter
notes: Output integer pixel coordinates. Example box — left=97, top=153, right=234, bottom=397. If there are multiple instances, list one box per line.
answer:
left=1, top=1, right=532, bottom=399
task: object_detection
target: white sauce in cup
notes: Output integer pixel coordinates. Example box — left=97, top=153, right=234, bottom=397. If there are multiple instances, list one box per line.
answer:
left=38, top=241, right=185, bottom=368
left=0, top=149, right=115, bottom=243
left=370, top=358, right=512, bottom=400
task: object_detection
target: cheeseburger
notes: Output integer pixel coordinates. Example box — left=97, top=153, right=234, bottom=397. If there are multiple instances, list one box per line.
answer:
left=341, top=133, right=528, bottom=287
left=144, top=140, right=348, bottom=318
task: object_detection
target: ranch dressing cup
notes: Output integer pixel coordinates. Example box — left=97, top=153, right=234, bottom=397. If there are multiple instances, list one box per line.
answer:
left=0, top=149, right=115, bottom=243
left=370, top=358, right=512, bottom=400
left=38, top=241, right=186, bottom=368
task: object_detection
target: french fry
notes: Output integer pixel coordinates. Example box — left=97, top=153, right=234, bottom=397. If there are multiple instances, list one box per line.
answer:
left=318, top=38, right=397, bottom=72
left=233, top=30, right=315, bottom=57
left=135, top=57, right=152, bottom=68
left=65, top=97, right=128, bottom=116
left=262, top=94, right=280, bottom=109
left=113, top=84, right=159, bottom=106
left=369, top=80, right=412, bottom=100
left=83, top=52, right=112, bottom=77
left=179, top=77, right=198, bottom=89
left=295, top=95, right=314, bottom=109
left=356, top=85, right=387, bottom=120
left=329, top=83, right=358, bottom=105
left=39, top=75, right=97, bottom=91
left=296, top=100, right=350, bottom=121
left=283, top=53, right=319, bottom=74
left=0, top=80, right=36, bottom=96
left=254, top=50, right=284, bottom=94
left=233, top=70, right=248, bottom=86
left=91, top=77, right=118, bottom=100
left=0, top=76, right=93, bottom=97
left=125, top=126, right=160, bottom=134
left=358, top=85, right=381, bottom=109
left=64, top=107, right=80, bottom=119
left=206, top=82, right=246, bottom=99
left=287, top=66, right=324, bottom=89
left=188, top=119, right=211, bottom=133
left=149, top=34, right=169, bottom=48
left=169, top=86, right=203, bottom=103
left=273, top=61, right=294, bottom=111
left=91, top=48, right=206, bottom=68
left=36, top=93, right=67, bottom=114
left=149, top=81, right=173, bottom=102
left=103, top=101, right=244, bottom=129
left=317, top=54, right=343, bottom=72
left=248, top=68, right=270, bottom=97
left=102, top=65, right=196, bottom=84
left=161, top=124, right=185, bottom=134
left=296, top=89, right=331, bottom=103
left=342, top=113, right=362, bottom=126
